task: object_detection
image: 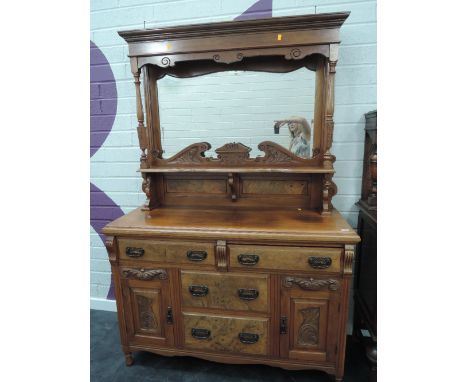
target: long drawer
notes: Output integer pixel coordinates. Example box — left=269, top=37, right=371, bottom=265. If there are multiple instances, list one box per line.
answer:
left=229, top=244, right=342, bottom=273
left=183, top=312, right=269, bottom=356
left=181, top=271, right=269, bottom=313
left=118, top=238, right=215, bottom=266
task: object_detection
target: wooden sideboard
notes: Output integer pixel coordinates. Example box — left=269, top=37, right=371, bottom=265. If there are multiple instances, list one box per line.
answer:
left=103, top=13, right=360, bottom=382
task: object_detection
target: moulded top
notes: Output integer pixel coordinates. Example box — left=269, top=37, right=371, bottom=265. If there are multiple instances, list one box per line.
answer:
left=118, top=12, right=351, bottom=43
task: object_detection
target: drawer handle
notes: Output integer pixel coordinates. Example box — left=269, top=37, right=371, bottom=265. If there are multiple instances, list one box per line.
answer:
left=186, top=250, right=208, bottom=262
left=125, top=247, right=145, bottom=258
left=238, top=254, right=259, bottom=266
left=189, top=285, right=209, bottom=297
left=239, top=332, right=259, bottom=344
left=238, top=288, right=259, bottom=301
left=191, top=328, right=210, bottom=340
left=308, top=256, right=332, bottom=269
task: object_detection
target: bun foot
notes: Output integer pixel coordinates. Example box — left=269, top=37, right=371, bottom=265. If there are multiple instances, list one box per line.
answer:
left=125, top=352, right=133, bottom=366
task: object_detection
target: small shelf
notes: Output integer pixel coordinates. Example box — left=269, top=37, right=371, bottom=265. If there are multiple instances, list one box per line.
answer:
left=139, top=166, right=335, bottom=174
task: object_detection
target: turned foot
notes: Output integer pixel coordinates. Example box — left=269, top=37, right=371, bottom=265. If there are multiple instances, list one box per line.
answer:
left=125, top=352, right=133, bottom=366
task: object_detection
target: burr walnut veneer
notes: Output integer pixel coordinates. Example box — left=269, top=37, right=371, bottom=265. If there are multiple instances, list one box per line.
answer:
left=103, top=13, right=360, bottom=382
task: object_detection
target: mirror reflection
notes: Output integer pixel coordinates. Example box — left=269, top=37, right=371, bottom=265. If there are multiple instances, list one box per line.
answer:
left=158, top=68, right=315, bottom=159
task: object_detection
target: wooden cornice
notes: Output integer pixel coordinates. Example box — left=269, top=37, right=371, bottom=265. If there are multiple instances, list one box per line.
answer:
left=118, top=12, right=350, bottom=43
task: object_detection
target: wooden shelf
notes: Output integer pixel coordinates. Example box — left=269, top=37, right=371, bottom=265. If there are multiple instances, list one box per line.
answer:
left=139, top=167, right=334, bottom=174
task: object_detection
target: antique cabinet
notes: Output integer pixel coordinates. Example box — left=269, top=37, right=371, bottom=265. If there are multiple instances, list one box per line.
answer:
left=353, top=110, right=377, bottom=379
left=103, top=13, right=360, bottom=382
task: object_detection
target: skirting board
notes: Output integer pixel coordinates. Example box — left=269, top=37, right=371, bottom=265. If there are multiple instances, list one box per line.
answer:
left=91, top=297, right=117, bottom=312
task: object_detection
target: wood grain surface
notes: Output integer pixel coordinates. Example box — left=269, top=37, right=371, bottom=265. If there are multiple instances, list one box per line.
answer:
left=182, top=312, right=269, bottom=356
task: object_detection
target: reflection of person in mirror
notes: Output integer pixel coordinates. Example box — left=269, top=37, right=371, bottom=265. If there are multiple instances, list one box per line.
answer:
left=273, top=117, right=312, bottom=159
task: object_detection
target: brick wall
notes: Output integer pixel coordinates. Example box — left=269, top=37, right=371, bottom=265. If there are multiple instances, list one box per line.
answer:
left=90, top=0, right=376, bottom=313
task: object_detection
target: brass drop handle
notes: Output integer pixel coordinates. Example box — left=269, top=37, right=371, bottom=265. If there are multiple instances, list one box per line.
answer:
left=126, top=247, right=144, bottom=258
left=189, top=285, right=209, bottom=297
left=238, top=288, right=259, bottom=301
left=191, top=328, right=210, bottom=340
left=239, top=332, right=259, bottom=344
left=237, top=254, right=259, bottom=266
left=187, top=250, right=208, bottom=262
left=308, top=256, right=332, bottom=269
left=280, top=316, right=288, bottom=334
left=166, top=306, right=173, bottom=325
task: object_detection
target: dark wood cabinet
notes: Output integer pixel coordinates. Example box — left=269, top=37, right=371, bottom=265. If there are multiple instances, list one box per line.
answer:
left=103, top=13, right=360, bottom=382
left=353, top=110, right=377, bottom=379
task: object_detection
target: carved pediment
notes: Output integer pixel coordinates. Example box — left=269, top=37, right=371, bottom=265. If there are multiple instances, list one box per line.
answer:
left=162, top=141, right=318, bottom=167
left=215, top=142, right=251, bottom=165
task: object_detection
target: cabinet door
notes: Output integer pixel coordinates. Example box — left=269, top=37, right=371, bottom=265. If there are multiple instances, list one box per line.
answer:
left=280, top=275, right=341, bottom=362
left=120, top=268, right=174, bottom=347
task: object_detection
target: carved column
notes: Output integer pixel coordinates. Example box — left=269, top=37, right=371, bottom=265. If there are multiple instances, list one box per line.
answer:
left=132, top=67, right=149, bottom=169
left=141, top=172, right=151, bottom=211
left=323, top=55, right=337, bottom=169
left=322, top=45, right=339, bottom=214
left=322, top=173, right=337, bottom=215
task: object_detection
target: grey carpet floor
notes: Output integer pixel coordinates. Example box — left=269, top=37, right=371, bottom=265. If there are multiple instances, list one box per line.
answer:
left=91, top=309, right=369, bottom=381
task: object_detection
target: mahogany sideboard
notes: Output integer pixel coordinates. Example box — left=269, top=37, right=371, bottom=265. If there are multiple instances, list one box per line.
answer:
left=103, top=13, right=360, bottom=382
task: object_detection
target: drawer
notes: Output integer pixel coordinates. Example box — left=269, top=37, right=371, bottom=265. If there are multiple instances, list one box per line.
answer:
left=229, top=245, right=342, bottom=273
left=181, top=271, right=269, bottom=313
left=183, top=312, right=269, bottom=356
left=118, top=239, right=215, bottom=266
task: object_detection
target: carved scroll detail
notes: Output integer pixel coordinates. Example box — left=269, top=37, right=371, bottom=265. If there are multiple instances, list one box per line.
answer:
left=258, top=142, right=293, bottom=162
left=166, top=142, right=211, bottom=164
left=160, top=56, right=172, bottom=67
left=283, top=276, right=339, bottom=291
left=216, top=240, right=227, bottom=272
left=213, top=52, right=244, bottom=64
left=122, top=268, right=168, bottom=281
left=344, top=244, right=355, bottom=275
left=136, top=295, right=157, bottom=330
left=298, top=307, right=320, bottom=346
left=104, top=236, right=117, bottom=264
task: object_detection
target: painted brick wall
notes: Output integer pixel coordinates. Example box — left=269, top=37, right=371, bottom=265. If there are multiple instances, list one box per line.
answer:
left=90, top=0, right=376, bottom=312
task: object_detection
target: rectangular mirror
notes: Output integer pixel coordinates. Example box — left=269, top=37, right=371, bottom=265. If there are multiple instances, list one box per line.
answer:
left=158, top=68, right=316, bottom=160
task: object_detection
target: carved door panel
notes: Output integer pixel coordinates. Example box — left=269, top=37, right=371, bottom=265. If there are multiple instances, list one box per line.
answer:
left=121, top=269, right=174, bottom=347
left=280, top=276, right=340, bottom=362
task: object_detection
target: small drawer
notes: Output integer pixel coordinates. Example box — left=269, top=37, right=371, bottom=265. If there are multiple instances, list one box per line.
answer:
left=181, top=271, right=269, bottom=313
left=229, top=245, right=342, bottom=273
left=183, top=312, right=269, bottom=356
left=118, top=239, right=215, bottom=266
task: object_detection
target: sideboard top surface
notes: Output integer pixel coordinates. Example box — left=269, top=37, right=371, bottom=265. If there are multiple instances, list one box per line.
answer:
left=103, top=206, right=359, bottom=243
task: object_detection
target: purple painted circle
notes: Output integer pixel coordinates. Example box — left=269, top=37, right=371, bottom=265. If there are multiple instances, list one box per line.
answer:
left=90, top=40, right=117, bottom=158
